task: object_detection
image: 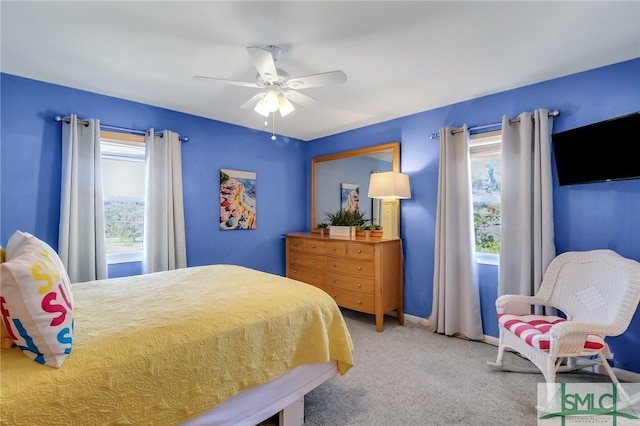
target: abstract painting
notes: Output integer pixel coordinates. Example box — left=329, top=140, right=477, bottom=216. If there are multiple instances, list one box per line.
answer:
left=340, top=183, right=360, bottom=212
left=220, top=169, right=256, bottom=230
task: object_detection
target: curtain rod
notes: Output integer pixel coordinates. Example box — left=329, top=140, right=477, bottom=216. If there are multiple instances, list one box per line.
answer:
left=428, top=109, right=560, bottom=140
left=54, top=115, right=189, bottom=143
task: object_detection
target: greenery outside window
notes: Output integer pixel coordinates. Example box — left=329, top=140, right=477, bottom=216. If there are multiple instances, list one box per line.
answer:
left=469, top=130, right=501, bottom=265
left=100, top=132, right=146, bottom=264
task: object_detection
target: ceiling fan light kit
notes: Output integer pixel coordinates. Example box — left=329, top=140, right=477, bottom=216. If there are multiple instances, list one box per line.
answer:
left=194, top=44, right=347, bottom=139
left=254, top=88, right=279, bottom=115
left=253, top=88, right=295, bottom=118
left=278, top=95, right=295, bottom=117
left=253, top=95, right=270, bottom=117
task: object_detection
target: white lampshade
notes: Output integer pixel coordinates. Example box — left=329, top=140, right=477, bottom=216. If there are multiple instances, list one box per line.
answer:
left=254, top=96, right=270, bottom=117
left=368, top=171, right=411, bottom=200
left=278, top=95, right=295, bottom=117
left=263, top=89, right=279, bottom=112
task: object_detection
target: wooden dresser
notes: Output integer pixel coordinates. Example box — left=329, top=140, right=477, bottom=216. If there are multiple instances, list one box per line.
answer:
left=286, top=232, right=403, bottom=332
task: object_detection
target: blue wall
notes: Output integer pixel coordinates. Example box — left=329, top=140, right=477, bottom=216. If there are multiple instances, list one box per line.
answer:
left=2, top=58, right=639, bottom=373
left=306, top=58, right=640, bottom=373
left=0, top=73, right=307, bottom=276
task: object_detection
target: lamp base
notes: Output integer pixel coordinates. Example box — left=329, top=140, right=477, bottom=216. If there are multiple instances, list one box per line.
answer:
left=381, top=199, right=399, bottom=240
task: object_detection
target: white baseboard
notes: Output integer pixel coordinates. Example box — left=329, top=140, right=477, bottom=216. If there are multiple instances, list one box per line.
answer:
left=603, top=366, right=640, bottom=383
left=392, top=312, right=640, bottom=382
left=385, top=311, right=428, bottom=326
left=483, top=335, right=499, bottom=346
left=405, top=313, right=427, bottom=326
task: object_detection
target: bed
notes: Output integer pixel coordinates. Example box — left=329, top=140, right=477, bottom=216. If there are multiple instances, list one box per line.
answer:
left=1, top=260, right=354, bottom=425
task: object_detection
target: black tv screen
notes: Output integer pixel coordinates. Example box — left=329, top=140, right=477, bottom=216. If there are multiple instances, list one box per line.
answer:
left=552, top=112, right=640, bottom=186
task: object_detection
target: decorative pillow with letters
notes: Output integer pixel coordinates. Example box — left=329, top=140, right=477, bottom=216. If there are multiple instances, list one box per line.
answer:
left=0, top=231, right=74, bottom=367
left=0, top=246, right=15, bottom=349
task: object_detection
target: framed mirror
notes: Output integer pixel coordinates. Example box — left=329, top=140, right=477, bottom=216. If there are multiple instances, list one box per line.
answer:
left=311, top=142, right=400, bottom=234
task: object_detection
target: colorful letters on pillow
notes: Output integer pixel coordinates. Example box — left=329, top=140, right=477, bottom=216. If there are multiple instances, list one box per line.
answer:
left=0, top=246, right=15, bottom=349
left=0, top=231, right=74, bottom=367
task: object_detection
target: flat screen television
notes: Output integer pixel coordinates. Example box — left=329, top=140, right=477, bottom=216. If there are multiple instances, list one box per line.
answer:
left=552, top=112, right=640, bottom=186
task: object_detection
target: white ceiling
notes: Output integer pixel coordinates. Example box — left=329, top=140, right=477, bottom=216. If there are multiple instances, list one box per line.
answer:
left=2, top=1, right=639, bottom=141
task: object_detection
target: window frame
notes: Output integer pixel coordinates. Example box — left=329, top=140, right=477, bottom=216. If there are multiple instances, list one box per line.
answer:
left=100, top=131, right=146, bottom=265
left=469, top=130, right=501, bottom=266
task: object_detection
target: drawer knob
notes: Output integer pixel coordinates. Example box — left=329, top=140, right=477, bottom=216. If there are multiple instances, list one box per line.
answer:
left=312, top=274, right=317, bottom=278
left=332, top=278, right=337, bottom=283
left=358, top=300, right=362, bottom=304
left=332, top=247, right=337, bottom=251
left=357, top=266, right=362, bottom=271
left=358, top=283, right=362, bottom=287
left=312, top=259, right=316, bottom=263
left=332, top=263, right=337, bottom=267
left=332, top=294, right=337, bottom=298
left=357, top=249, right=362, bottom=253
left=312, top=244, right=316, bottom=248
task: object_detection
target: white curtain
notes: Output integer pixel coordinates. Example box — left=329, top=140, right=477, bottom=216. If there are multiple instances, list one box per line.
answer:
left=143, top=129, right=187, bottom=273
left=59, top=115, right=108, bottom=283
left=498, top=109, right=556, bottom=313
left=431, top=126, right=484, bottom=340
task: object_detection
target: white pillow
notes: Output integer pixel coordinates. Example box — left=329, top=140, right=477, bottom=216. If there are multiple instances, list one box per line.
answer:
left=0, top=231, right=74, bottom=367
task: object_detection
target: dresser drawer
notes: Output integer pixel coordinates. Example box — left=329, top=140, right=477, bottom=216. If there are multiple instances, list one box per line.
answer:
left=288, top=266, right=326, bottom=287
left=326, top=272, right=374, bottom=295
left=288, top=237, right=305, bottom=253
left=325, top=241, right=346, bottom=257
left=304, top=239, right=326, bottom=254
left=326, top=257, right=374, bottom=277
left=327, top=285, right=374, bottom=313
left=289, top=252, right=325, bottom=269
left=286, top=233, right=403, bottom=332
left=346, top=243, right=374, bottom=260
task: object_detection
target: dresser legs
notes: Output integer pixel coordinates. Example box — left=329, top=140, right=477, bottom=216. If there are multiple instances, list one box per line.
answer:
left=375, top=308, right=404, bottom=332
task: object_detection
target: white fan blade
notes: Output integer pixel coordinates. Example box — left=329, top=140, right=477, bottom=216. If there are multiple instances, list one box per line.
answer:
left=246, top=46, right=278, bottom=83
left=286, top=70, right=347, bottom=89
left=240, top=93, right=265, bottom=109
left=193, top=75, right=260, bottom=88
left=284, top=90, right=321, bottom=108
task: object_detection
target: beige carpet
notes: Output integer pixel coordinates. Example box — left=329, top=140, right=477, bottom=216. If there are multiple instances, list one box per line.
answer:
left=303, top=309, right=613, bottom=426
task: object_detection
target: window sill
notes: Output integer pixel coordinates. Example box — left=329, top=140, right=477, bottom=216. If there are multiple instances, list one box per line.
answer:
left=476, top=252, right=499, bottom=266
left=107, top=251, right=142, bottom=265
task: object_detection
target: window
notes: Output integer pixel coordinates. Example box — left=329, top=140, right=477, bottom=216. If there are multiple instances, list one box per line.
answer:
left=100, top=131, right=146, bottom=264
left=469, top=130, right=501, bottom=264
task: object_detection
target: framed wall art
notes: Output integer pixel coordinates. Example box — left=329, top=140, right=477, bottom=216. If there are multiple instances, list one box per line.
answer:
left=220, top=169, right=256, bottom=230
left=340, top=183, right=360, bottom=212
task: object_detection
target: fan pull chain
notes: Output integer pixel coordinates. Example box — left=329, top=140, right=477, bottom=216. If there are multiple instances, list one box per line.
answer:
left=271, top=112, right=276, bottom=140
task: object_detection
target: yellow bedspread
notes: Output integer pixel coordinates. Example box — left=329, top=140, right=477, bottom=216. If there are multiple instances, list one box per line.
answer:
left=1, top=265, right=354, bottom=425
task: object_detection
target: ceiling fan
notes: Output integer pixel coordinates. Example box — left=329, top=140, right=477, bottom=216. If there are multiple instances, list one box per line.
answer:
left=194, top=45, right=347, bottom=117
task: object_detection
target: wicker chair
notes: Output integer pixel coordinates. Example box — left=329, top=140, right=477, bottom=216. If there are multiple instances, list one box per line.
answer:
left=488, top=249, right=640, bottom=387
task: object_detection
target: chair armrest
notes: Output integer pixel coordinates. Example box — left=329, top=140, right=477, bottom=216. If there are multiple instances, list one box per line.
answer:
left=495, top=294, right=546, bottom=314
left=549, top=321, right=621, bottom=339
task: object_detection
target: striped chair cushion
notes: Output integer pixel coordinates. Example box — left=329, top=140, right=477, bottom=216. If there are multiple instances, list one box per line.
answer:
left=497, top=314, right=605, bottom=352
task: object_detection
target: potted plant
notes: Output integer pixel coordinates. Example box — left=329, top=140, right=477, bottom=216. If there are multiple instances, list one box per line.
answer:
left=325, top=209, right=367, bottom=237
left=312, top=222, right=328, bottom=233
left=355, top=221, right=372, bottom=238
left=314, top=222, right=329, bottom=236
left=369, top=224, right=383, bottom=240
